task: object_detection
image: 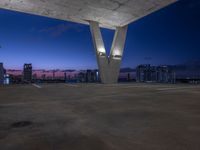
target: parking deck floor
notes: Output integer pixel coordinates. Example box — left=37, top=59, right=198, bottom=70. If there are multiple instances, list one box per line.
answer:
left=0, top=83, right=200, bottom=150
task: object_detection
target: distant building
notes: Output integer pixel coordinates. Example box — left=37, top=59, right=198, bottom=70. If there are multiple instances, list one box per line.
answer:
left=86, top=70, right=92, bottom=82
left=53, top=70, right=55, bottom=80
left=78, top=72, right=86, bottom=82
left=42, top=74, right=46, bottom=80
left=9, top=74, right=22, bottom=84
left=78, top=70, right=99, bottom=83
left=0, top=63, right=5, bottom=84
left=86, top=69, right=99, bottom=82
left=64, top=72, right=67, bottom=81
left=127, top=73, right=131, bottom=81
left=136, top=64, right=153, bottom=82
left=32, top=73, right=37, bottom=81
left=136, top=64, right=176, bottom=83
left=23, top=64, right=32, bottom=82
left=4, top=74, right=10, bottom=85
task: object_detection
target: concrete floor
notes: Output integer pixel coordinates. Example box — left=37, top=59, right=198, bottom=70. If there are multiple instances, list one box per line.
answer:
left=0, top=83, right=200, bottom=150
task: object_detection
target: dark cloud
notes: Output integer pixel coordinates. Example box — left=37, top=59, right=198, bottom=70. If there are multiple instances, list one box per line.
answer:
left=39, top=24, right=82, bottom=37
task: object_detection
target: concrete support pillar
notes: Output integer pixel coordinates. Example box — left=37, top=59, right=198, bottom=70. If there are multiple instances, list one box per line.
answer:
left=89, top=21, right=128, bottom=84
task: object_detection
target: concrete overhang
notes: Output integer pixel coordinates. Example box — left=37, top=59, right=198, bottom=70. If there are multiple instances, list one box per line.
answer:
left=0, top=0, right=177, bottom=29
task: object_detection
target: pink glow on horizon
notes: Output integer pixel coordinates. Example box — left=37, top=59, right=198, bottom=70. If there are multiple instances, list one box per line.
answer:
left=6, top=70, right=80, bottom=78
left=6, top=70, right=136, bottom=78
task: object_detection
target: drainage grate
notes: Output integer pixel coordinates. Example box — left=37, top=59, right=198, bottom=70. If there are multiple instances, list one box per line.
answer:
left=11, top=121, right=33, bottom=128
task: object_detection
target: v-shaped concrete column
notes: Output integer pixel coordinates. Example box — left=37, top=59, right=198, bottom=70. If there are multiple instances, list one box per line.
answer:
left=89, top=21, right=128, bottom=84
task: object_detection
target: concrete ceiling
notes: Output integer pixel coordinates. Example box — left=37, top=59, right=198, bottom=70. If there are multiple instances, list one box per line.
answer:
left=0, top=0, right=177, bottom=29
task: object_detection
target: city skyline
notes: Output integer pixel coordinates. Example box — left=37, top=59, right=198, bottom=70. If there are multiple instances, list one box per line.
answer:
left=5, top=60, right=200, bottom=80
left=0, top=0, right=200, bottom=70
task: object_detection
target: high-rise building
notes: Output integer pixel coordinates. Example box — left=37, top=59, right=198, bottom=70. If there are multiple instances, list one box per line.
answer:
left=136, top=64, right=153, bottom=82
left=78, top=70, right=99, bottom=83
left=86, top=69, right=99, bottom=82
left=136, top=64, right=176, bottom=83
left=23, top=64, right=32, bottom=82
left=0, top=63, right=5, bottom=84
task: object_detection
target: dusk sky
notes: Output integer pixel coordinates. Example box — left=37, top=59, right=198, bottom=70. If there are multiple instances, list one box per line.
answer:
left=0, top=0, right=200, bottom=70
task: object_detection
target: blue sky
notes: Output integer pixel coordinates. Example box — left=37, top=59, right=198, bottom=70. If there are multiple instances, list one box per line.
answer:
left=0, top=0, right=200, bottom=70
